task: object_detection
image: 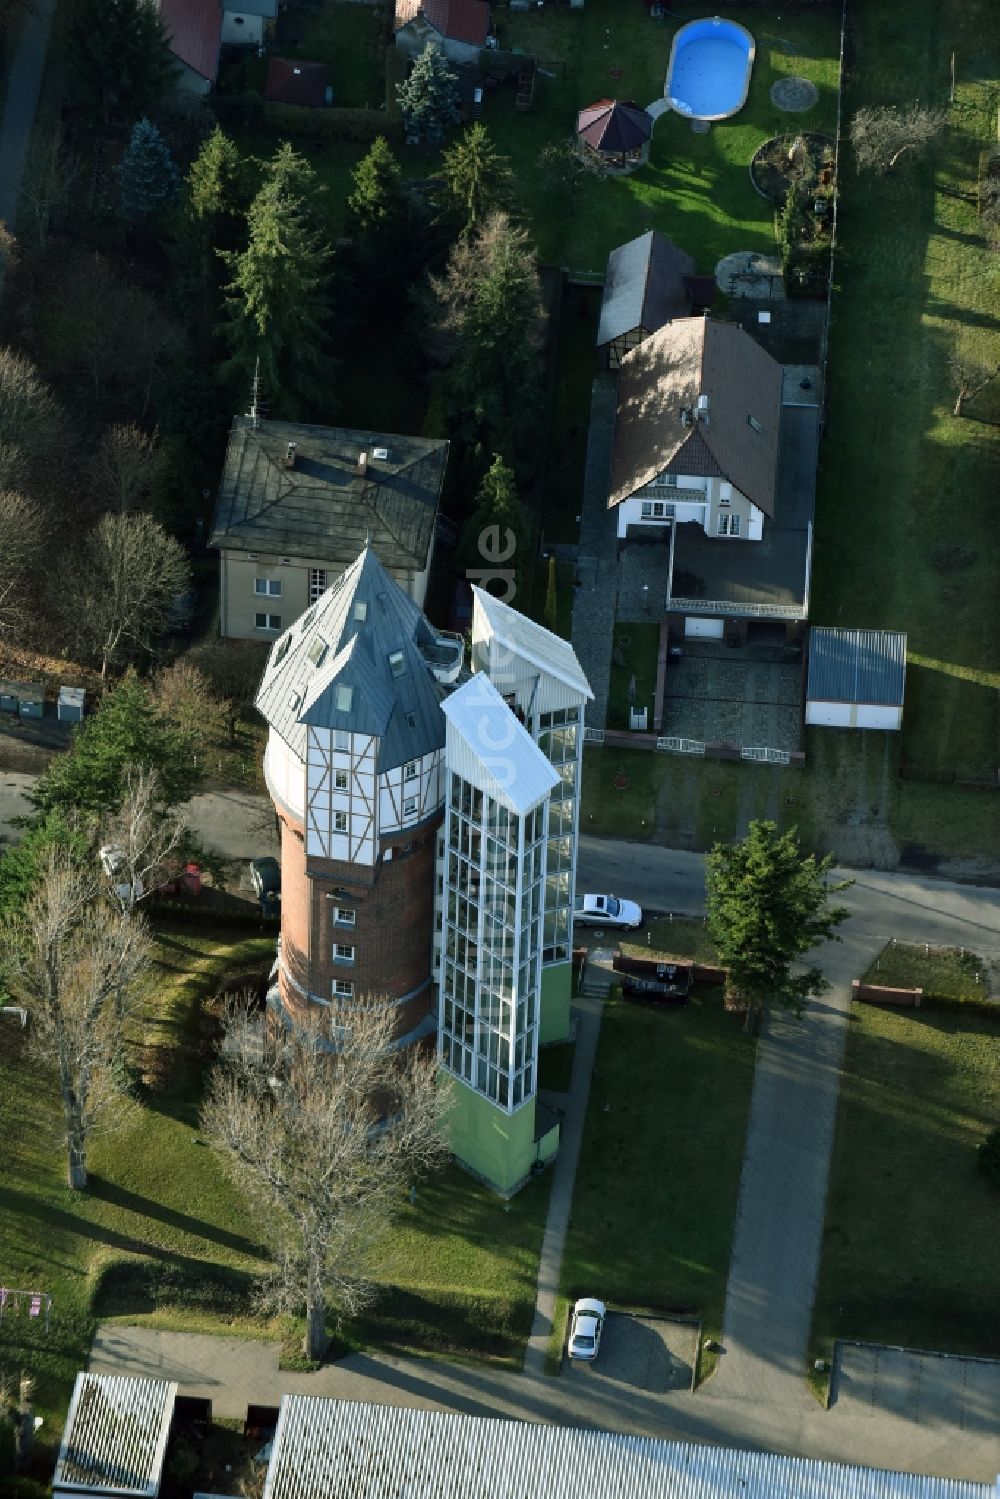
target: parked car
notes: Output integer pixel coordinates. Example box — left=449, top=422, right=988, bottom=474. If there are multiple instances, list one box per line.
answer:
left=250, top=856, right=281, bottom=916
left=99, top=844, right=144, bottom=910
left=568, top=1297, right=606, bottom=1361
left=574, top=893, right=643, bottom=930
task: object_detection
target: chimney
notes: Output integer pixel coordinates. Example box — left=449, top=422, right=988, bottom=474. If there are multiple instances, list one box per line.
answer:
left=696, top=393, right=710, bottom=423
left=355, top=451, right=368, bottom=478
left=283, top=442, right=297, bottom=468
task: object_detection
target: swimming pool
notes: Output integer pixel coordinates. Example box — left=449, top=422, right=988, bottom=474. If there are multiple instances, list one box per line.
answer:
left=665, top=17, right=755, bottom=122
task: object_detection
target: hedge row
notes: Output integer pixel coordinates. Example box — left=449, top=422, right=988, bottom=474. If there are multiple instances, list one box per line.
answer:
left=211, top=93, right=404, bottom=146
left=147, top=897, right=278, bottom=933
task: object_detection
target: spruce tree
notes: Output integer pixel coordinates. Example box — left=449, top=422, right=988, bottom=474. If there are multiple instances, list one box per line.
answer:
left=117, top=117, right=179, bottom=222
left=347, top=135, right=404, bottom=238
left=396, top=42, right=460, bottom=145
left=439, top=124, right=514, bottom=233
left=67, top=0, right=176, bottom=125
left=217, top=143, right=335, bottom=416
left=460, top=454, right=532, bottom=601
left=187, top=125, right=249, bottom=230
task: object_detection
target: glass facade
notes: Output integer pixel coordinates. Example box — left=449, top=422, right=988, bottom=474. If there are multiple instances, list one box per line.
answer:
left=534, top=707, right=582, bottom=965
left=438, top=773, right=546, bottom=1113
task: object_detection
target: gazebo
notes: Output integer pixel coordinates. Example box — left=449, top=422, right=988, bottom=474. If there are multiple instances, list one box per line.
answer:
left=576, top=98, right=652, bottom=171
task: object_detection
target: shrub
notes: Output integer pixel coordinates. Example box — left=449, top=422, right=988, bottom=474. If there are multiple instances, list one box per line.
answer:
left=261, top=103, right=404, bottom=145
left=978, top=1126, right=1000, bottom=1188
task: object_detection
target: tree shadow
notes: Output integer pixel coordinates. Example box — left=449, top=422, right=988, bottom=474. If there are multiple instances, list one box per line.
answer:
left=85, top=1175, right=268, bottom=1260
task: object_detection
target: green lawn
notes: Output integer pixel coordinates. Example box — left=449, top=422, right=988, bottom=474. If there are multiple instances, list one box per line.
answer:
left=811, top=1003, right=1000, bottom=1359
left=622, top=916, right=718, bottom=965
left=283, top=0, right=388, bottom=109
left=811, top=0, right=1000, bottom=782
left=607, top=621, right=660, bottom=729
left=561, top=987, right=756, bottom=1344
left=0, top=922, right=551, bottom=1492
left=862, top=942, right=991, bottom=1005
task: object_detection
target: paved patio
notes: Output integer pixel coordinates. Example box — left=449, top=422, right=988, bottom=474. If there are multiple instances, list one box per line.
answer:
left=661, top=642, right=803, bottom=749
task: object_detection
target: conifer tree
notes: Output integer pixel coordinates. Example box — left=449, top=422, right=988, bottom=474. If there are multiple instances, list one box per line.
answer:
left=460, top=454, right=532, bottom=601
left=439, top=124, right=513, bottom=233
left=396, top=42, right=460, bottom=145
left=67, top=0, right=176, bottom=125
left=544, top=554, right=558, bottom=633
left=347, top=134, right=404, bottom=239
left=187, top=125, right=249, bottom=230
left=117, top=117, right=179, bottom=222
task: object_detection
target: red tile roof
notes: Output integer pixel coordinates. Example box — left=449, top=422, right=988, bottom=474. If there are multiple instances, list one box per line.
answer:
left=395, top=0, right=489, bottom=46
left=157, top=0, right=222, bottom=83
left=264, top=57, right=330, bottom=107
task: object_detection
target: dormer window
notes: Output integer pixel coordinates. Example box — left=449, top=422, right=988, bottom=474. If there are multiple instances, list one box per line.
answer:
left=354, top=600, right=368, bottom=622
left=747, top=415, right=763, bottom=433
left=406, top=711, right=417, bottom=729
left=300, top=607, right=316, bottom=633
left=307, top=636, right=328, bottom=668
left=388, top=650, right=406, bottom=678
left=336, top=685, right=353, bottom=712
left=274, top=636, right=291, bottom=666
left=288, top=691, right=301, bottom=711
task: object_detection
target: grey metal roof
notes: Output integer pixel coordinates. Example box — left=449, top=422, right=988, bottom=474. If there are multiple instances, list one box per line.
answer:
left=597, top=231, right=696, bottom=348
left=807, top=628, right=907, bottom=706
left=52, top=1373, right=176, bottom=1497
left=442, top=675, right=559, bottom=814
left=472, top=587, right=593, bottom=701
left=254, top=548, right=451, bottom=771
left=210, top=418, right=449, bottom=571
left=262, top=1398, right=993, bottom=1499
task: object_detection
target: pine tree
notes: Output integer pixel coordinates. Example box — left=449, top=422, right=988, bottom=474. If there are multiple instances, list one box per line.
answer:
left=460, top=454, right=532, bottom=601
left=347, top=135, right=404, bottom=237
left=396, top=42, right=460, bottom=145
left=217, top=143, right=335, bottom=416
left=187, top=125, right=249, bottom=229
left=705, top=820, right=852, bottom=1031
left=67, top=0, right=176, bottom=126
left=439, top=124, right=514, bottom=233
left=117, top=117, right=179, bottom=222
left=544, top=555, right=558, bottom=633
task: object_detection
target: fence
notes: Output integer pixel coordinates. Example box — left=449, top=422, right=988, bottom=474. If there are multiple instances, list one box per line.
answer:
left=741, top=746, right=792, bottom=765
left=657, top=736, right=706, bottom=756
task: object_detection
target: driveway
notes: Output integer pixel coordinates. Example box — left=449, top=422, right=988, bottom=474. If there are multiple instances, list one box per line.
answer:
left=563, top=1315, right=697, bottom=1395
left=833, top=1343, right=1000, bottom=1436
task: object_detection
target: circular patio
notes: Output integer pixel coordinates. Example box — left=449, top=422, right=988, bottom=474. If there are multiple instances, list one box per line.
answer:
left=770, top=76, right=819, bottom=112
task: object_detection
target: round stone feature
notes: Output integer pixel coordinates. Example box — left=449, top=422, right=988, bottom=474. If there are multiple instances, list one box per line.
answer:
left=770, top=76, right=819, bottom=112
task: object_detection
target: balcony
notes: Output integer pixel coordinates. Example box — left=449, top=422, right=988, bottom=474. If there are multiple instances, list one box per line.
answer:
left=418, top=630, right=465, bottom=684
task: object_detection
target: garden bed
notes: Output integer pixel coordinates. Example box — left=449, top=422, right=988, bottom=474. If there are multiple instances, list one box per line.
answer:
left=750, top=132, right=835, bottom=205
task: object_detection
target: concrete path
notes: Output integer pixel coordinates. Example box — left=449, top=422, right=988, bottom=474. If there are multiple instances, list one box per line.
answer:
left=88, top=1325, right=1000, bottom=1481
left=524, top=951, right=614, bottom=1375
left=0, top=769, right=35, bottom=844
left=0, top=0, right=58, bottom=234
left=705, top=925, right=881, bottom=1407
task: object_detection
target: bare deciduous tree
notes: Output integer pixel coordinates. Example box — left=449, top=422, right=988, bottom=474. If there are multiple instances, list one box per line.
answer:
left=20, top=126, right=83, bottom=252
left=949, top=353, right=999, bottom=417
left=6, top=847, right=152, bottom=1189
left=202, top=998, right=451, bottom=1360
left=850, top=103, right=947, bottom=174
left=90, top=423, right=168, bottom=513
left=151, top=660, right=230, bottom=759
left=99, top=767, right=187, bottom=915
left=0, top=489, right=45, bottom=635
left=68, top=512, right=191, bottom=678
left=0, top=346, right=70, bottom=494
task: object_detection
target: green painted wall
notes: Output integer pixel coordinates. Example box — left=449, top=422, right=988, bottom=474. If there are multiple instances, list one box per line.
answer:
left=539, top=960, right=571, bottom=1044
left=444, top=1076, right=542, bottom=1192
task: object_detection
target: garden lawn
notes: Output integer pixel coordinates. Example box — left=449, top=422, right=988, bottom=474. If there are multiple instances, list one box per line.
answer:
left=284, top=0, right=387, bottom=109
left=607, top=621, right=660, bottom=730
left=561, top=986, right=756, bottom=1337
left=811, top=1003, right=1000, bottom=1358
left=622, top=917, right=718, bottom=966
left=811, top=0, right=1000, bottom=782
left=862, top=942, right=991, bottom=1005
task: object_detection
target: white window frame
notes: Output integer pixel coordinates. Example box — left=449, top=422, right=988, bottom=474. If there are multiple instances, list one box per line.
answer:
left=254, top=577, right=281, bottom=597
left=334, top=811, right=348, bottom=832
left=335, top=685, right=353, bottom=712
left=332, top=979, right=354, bottom=998
left=404, top=760, right=418, bottom=781
left=333, top=906, right=355, bottom=926
left=255, top=612, right=281, bottom=631
left=730, top=513, right=741, bottom=536
left=403, top=796, right=417, bottom=816
left=717, top=514, right=742, bottom=537
left=641, top=501, right=653, bottom=518
left=335, top=770, right=348, bottom=790
left=335, top=730, right=350, bottom=751
left=333, top=943, right=355, bottom=963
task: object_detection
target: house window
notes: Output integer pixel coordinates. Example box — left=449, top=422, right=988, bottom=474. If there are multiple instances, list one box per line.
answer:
left=334, top=811, right=348, bottom=832
left=404, top=760, right=418, bottom=781
left=333, top=907, right=355, bottom=926
left=747, top=415, right=763, bottom=433
left=307, top=636, right=328, bottom=668
left=335, top=685, right=353, bottom=712
left=335, top=770, right=348, bottom=790
left=288, top=691, right=301, bottom=712
left=309, top=569, right=327, bottom=603
left=354, top=600, right=368, bottom=622
left=333, top=943, right=355, bottom=963
left=717, top=514, right=742, bottom=537
left=403, top=796, right=417, bottom=816
left=335, top=730, right=350, bottom=751
left=255, top=613, right=281, bottom=631
left=254, top=578, right=281, bottom=597
left=332, top=979, right=354, bottom=998
left=641, top=501, right=653, bottom=518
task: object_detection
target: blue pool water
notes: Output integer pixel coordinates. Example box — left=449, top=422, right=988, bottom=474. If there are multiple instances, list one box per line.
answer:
left=666, top=17, right=755, bottom=121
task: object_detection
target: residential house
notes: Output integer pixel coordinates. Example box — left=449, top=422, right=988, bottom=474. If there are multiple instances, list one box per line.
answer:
left=254, top=546, right=592, bottom=1193
left=394, top=0, right=491, bottom=65
left=608, top=312, right=815, bottom=638
left=597, top=231, right=714, bottom=369
left=221, top=0, right=277, bottom=48
left=52, top=1373, right=177, bottom=1499
left=157, top=0, right=222, bottom=93
left=210, top=417, right=449, bottom=641
left=806, top=627, right=906, bottom=730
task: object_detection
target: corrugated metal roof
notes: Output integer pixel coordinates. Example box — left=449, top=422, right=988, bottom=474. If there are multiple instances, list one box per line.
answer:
left=597, top=232, right=696, bottom=348
left=471, top=588, right=593, bottom=702
left=807, top=628, right=907, bottom=706
left=52, top=1373, right=176, bottom=1497
left=442, top=675, right=558, bottom=814
left=262, top=1398, right=993, bottom=1499
left=210, top=418, right=448, bottom=571
left=254, top=548, right=449, bottom=772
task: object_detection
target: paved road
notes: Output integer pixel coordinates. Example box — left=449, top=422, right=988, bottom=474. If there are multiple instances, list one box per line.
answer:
left=0, top=0, right=58, bottom=235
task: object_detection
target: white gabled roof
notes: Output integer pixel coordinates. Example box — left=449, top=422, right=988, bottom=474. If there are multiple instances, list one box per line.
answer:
left=442, top=675, right=558, bottom=816
left=472, top=587, right=593, bottom=703
left=52, top=1374, right=176, bottom=1498
left=262, top=1399, right=994, bottom=1499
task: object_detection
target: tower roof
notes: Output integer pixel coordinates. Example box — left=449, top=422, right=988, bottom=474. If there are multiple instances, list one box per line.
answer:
left=472, top=587, right=593, bottom=702
left=442, top=675, right=558, bottom=815
left=255, top=548, right=454, bottom=771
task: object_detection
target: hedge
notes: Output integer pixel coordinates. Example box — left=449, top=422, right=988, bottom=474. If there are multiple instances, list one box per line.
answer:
left=262, top=102, right=404, bottom=145
left=147, top=897, right=278, bottom=933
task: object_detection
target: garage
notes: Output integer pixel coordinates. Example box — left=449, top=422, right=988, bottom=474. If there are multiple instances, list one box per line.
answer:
left=805, top=627, right=906, bottom=730
left=684, top=616, right=725, bottom=640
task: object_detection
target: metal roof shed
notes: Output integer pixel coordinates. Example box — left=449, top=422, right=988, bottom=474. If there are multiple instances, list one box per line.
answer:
left=52, top=1373, right=177, bottom=1498
left=806, top=627, right=906, bottom=730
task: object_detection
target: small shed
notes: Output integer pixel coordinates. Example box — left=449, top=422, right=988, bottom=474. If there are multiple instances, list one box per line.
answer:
left=52, top=1372, right=177, bottom=1498
left=597, top=231, right=698, bottom=367
left=806, top=627, right=906, bottom=730
left=576, top=99, right=652, bottom=170
left=58, top=685, right=86, bottom=723
left=264, top=57, right=330, bottom=107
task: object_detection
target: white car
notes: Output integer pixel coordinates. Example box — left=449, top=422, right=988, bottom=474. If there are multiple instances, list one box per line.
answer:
left=575, top=893, right=643, bottom=930
left=568, top=1298, right=606, bottom=1361
left=99, top=844, right=144, bottom=910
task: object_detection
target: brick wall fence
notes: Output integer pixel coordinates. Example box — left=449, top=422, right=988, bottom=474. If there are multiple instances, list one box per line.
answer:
left=851, top=980, right=923, bottom=1008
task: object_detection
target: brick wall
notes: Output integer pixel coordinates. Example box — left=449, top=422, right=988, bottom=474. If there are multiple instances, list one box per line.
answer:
left=851, top=980, right=923, bottom=1008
